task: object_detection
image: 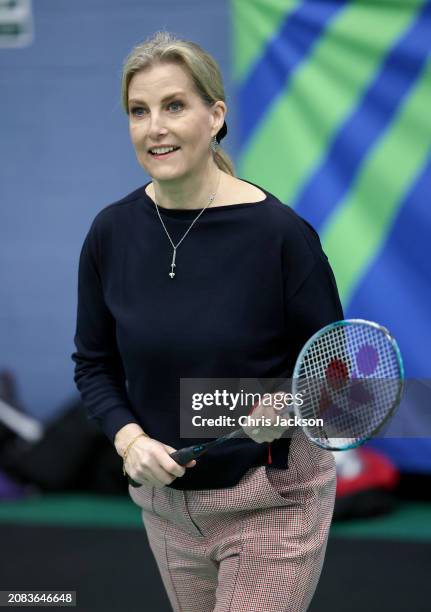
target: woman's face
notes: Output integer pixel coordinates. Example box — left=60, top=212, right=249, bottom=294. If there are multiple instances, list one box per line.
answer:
left=128, top=62, right=225, bottom=182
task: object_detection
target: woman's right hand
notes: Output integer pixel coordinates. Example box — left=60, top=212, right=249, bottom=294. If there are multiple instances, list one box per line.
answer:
left=124, top=436, right=196, bottom=488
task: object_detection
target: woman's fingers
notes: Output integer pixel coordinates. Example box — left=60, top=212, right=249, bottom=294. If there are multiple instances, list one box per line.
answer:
left=126, top=439, right=196, bottom=487
left=132, top=459, right=177, bottom=487
left=241, top=398, right=289, bottom=443
left=145, top=463, right=179, bottom=487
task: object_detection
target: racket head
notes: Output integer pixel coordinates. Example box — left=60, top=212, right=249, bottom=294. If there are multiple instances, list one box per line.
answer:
left=291, top=319, right=404, bottom=451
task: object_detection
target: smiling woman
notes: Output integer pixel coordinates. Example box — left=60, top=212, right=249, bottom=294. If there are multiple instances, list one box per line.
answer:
left=120, top=32, right=235, bottom=211
left=126, top=62, right=226, bottom=188
left=71, top=29, right=344, bottom=612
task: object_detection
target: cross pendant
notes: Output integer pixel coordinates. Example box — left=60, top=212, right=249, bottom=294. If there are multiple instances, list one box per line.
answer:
left=169, top=248, right=177, bottom=279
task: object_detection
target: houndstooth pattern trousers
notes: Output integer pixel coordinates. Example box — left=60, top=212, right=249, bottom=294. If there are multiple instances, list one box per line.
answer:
left=128, top=428, right=336, bottom=612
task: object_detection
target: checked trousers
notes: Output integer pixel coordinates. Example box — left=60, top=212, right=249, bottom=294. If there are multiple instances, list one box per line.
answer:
left=128, top=428, right=336, bottom=612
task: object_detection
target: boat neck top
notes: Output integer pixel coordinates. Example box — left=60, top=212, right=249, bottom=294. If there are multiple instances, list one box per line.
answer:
left=72, top=179, right=343, bottom=490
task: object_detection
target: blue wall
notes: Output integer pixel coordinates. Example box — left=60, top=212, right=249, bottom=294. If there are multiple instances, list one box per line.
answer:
left=0, top=0, right=234, bottom=421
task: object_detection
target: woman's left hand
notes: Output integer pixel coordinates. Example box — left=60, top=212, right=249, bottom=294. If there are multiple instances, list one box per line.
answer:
left=241, top=394, right=290, bottom=443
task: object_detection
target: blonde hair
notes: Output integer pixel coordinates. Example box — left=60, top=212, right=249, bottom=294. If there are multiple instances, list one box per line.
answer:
left=121, top=31, right=235, bottom=176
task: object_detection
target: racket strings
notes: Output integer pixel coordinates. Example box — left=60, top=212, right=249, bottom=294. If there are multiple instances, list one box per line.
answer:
left=295, top=323, right=402, bottom=450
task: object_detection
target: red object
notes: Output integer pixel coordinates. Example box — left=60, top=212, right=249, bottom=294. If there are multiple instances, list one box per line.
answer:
left=336, top=447, right=399, bottom=498
left=267, top=443, right=272, bottom=465
left=326, top=358, right=349, bottom=389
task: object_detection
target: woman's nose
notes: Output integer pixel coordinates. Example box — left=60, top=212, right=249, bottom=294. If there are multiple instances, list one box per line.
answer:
left=148, top=112, right=168, bottom=138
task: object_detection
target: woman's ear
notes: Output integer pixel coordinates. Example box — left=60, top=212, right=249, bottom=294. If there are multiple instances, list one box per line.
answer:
left=210, top=101, right=227, bottom=137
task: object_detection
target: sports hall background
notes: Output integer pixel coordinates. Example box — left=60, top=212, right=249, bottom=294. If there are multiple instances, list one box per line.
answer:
left=0, top=1, right=430, bottom=610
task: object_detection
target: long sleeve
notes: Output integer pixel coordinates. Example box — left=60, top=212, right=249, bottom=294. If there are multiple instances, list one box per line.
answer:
left=283, top=218, right=344, bottom=376
left=71, top=221, right=139, bottom=444
left=255, top=215, right=344, bottom=398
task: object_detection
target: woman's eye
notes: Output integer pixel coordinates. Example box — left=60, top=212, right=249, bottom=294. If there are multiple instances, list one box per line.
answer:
left=130, top=106, right=146, bottom=117
left=168, top=100, right=184, bottom=112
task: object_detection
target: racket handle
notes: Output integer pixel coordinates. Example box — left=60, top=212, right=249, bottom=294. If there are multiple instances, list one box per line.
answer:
left=170, top=444, right=208, bottom=466
left=126, top=445, right=208, bottom=485
left=127, top=475, right=143, bottom=488
left=171, top=429, right=247, bottom=465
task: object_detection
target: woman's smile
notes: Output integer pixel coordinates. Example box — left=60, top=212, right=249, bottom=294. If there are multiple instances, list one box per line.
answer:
left=149, top=147, right=181, bottom=160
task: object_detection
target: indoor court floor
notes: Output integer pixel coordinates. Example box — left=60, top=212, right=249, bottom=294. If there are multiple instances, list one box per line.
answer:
left=0, top=494, right=430, bottom=611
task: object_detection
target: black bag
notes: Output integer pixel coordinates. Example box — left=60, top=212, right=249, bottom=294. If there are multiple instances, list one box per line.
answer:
left=0, top=399, right=127, bottom=495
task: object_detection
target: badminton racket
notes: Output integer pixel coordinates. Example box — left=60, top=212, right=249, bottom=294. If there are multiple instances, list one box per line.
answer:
left=128, top=319, right=403, bottom=484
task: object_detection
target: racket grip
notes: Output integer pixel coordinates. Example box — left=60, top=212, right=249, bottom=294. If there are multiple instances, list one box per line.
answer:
left=127, top=475, right=143, bottom=488
left=170, top=444, right=207, bottom=466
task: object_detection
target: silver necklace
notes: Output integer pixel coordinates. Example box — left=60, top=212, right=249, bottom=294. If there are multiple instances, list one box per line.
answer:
left=153, top=172, right=221, bottom=279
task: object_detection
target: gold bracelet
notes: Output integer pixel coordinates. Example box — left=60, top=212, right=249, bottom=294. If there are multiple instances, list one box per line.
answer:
left=122, top=432, right=148, bottom=476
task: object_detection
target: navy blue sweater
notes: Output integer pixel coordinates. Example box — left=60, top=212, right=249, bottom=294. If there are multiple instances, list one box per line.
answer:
left=71, top=181, right=343, bottom=489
